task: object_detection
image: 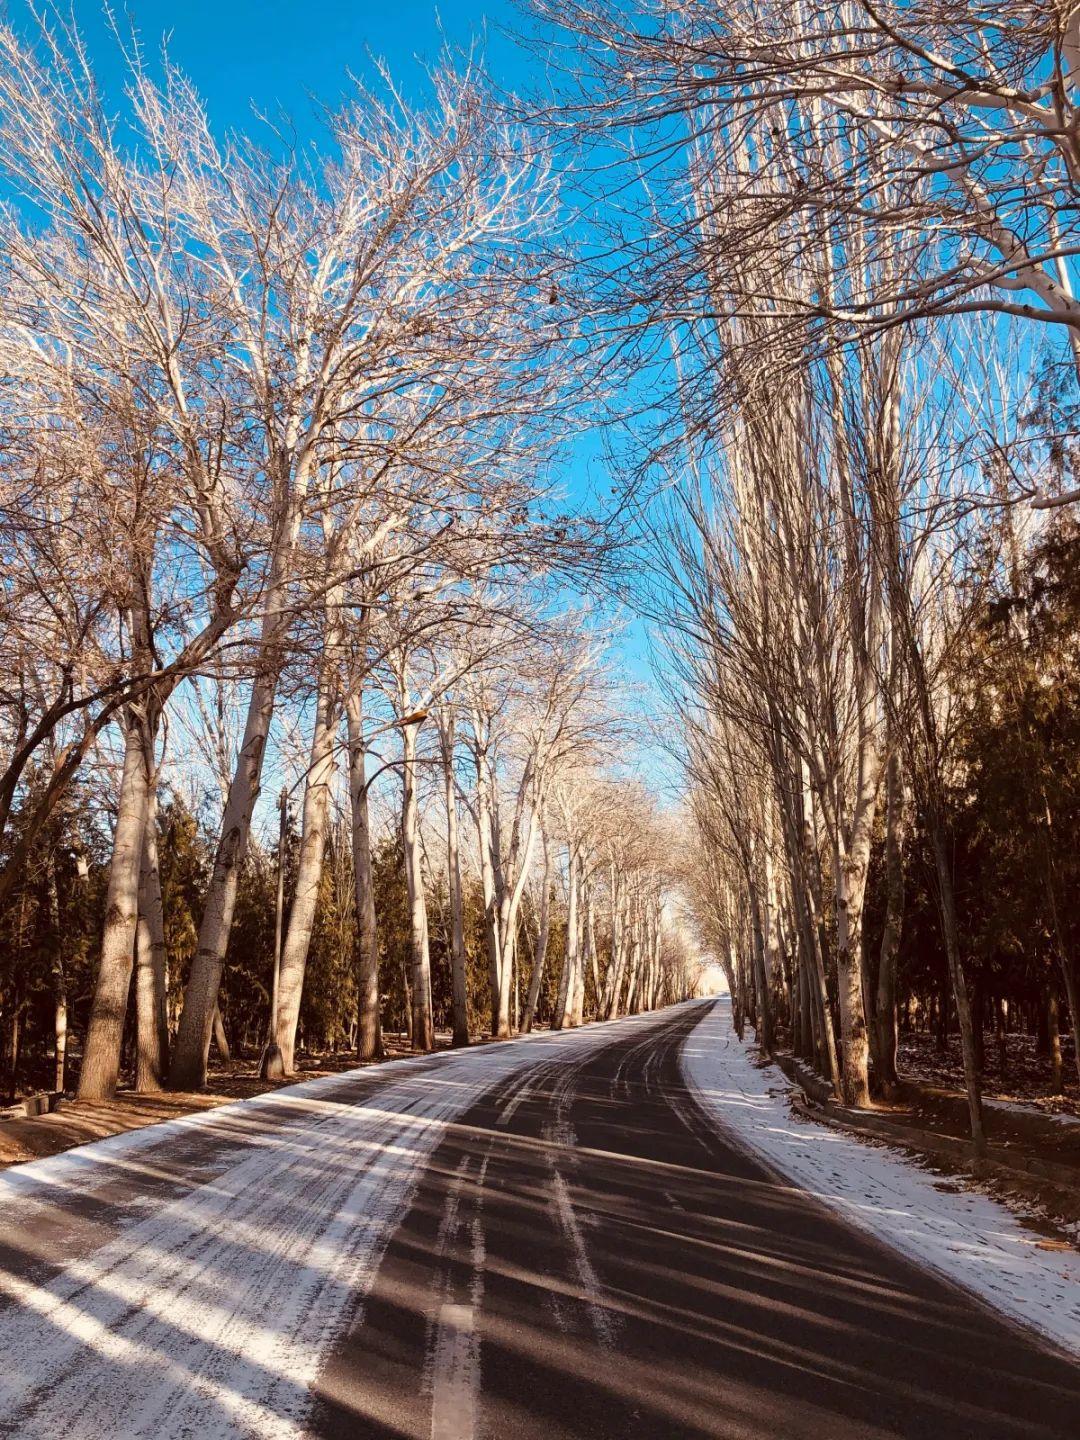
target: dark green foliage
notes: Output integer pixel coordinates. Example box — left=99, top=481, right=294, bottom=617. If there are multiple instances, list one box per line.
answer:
left=0, top=772, right=579, bottom=1096
left=299, top=829, right=357, bottom=1054
left=371, top=835, right=411, bottom=1036
left=860, top=519, right=1080, bottom=1081
left=0, top=769, right=106, bottom=1098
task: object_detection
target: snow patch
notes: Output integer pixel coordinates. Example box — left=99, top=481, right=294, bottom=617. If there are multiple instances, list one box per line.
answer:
left=681, top=999, right=1080, bottom=1356
left=984, top=1096, right=1080, bottom=1129
left=0, top=1009, right=669, bottom=1438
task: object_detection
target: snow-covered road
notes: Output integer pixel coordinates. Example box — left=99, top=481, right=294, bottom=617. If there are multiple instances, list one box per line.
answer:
left=681, top=998, right=1080, bottom=1356
left=0, top=1010, right=671, bottom=1439
left=2, top=1000, right=1078, bottom=1440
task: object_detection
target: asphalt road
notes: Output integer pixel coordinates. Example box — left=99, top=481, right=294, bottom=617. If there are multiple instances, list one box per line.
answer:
left=0, top=1001, right=1078, bottom=1438
left=312, top=1003, right=1080, bottom=1440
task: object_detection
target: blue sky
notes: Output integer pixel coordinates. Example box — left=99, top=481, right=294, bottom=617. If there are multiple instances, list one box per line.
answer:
left=11, top=0, right=676, bottom=792
left=45, top=0, right=532, bottom=127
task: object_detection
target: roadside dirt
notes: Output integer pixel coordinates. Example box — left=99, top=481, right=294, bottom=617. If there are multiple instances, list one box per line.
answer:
left=899, top=1029, right=1080, bottom=1129
left=0, top=1034, right=450, bottom=1170
left=773, top=1046, right=1080, bottom=1251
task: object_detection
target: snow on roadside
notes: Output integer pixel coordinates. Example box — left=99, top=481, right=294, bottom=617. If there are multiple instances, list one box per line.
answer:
left=681, top=998, right=1080, bottom=1356
left=984, top=1096, right=1080, bottom=1129
left=0, top=1008, right=669, bottom=1440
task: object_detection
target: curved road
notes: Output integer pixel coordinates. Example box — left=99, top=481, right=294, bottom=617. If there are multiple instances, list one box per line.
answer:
left=0, top=1001, right=1078, bottom=1438
left=312, top=1003, right=1080, bottom=1440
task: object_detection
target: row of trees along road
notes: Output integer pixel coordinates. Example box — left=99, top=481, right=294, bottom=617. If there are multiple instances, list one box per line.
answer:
left=0, top=17, right=699, bottom=1103
left=534, top=0, right=1080, bottom=1153
left=10, top=3, right=1080, bottom=1129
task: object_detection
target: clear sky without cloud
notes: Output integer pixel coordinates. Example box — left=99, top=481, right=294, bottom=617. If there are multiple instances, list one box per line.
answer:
left=10, top=0, right=675, bottom=795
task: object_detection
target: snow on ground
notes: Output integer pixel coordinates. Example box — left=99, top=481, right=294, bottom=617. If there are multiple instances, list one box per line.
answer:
left=0, top=1008, right=669, bottom=1440
left=681, top=998, right=1080, bottom=1356
left=984, top=1096, right=1080, bottom=1128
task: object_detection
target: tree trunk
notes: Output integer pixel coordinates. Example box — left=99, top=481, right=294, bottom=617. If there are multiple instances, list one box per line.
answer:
left=212, top=1003, right=231, bottom=1063
left=79, top=715, right=153, bottom=1102
left=1060, top=956, right=1080, bottom=1091
left=346, top=691, right=382, bottom=1062
left=798, top=783, right=841, bottom=1097
left=513, top=941, right=521, bottom=1032
left=170, top=663, right=280, bottom=1088
left=1049, top=991, right=1064, bottom=1095
left=725, top=938, right=743, bottom=1040
left=833, top=828, right=873, bottom=1108
left=496, top=922, right=518, bottom=1040
left=401, top=955, right=413, bottom=1041
left=498, top=872, right=535, bottom=1038
left=747, top=884, right=773, bottom=1054
left=402, top=721, right=433, bottom=1052
left=646, top=901, right=661, bottom=1011
left=603, top=873, right=625, bottom=1020
left=273, top=670, right=338, bottom=1074
left=41, top=851, right=67, bottom=1093
left=625, top=923, right=641, bottom=1015
left=571, top=859, right=586, bottom=1026
left=584, top=875, right=599, bottom=1014
left=473, top=746, right=502, bottom=1037
left=260, top=788, right=289, bottom=1080
left=169, top=446, right=314, bottom=1089
left=441, top=720, right=469, bottom=1047
left=928, top=810, right=986, bottom=1154
left=523, top=834, right=552, bottom=1033
left=554, top=846, right=579, bottom=1030
left=764, top=850, right=782, bottom=1021
left=874, top=747, right=907, bottom=1094
left=490, top=788, right=540, bottom=1042
left=135, top=789, right=169, bottom=1092
left=796, top=951, right=811, bottom=1060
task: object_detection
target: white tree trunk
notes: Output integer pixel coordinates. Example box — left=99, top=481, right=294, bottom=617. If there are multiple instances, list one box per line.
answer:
left=571, top=858, right=586, bottom=1025
left=170, top=660, right=280, bottom=1087
left=79, top=715, right=152, bottom=1102
left=494, top=815, right=540, bottom=1038
left=747, top=880, right=773, bottom=1052
left=171, top=468, right=313, bottom=1089
left=584, top=877, right=599, bottom=1010
left=624, top=919, right=641, bottom=1015
left=346, top=690, right=382, bottom=1061
left=212, top=1003, right=230, bottom=1062
left=135, top=787, right=169, bottom=1092
left=875, top=746, right=907, bottom=1091
left=441, top=721, right=469, bottom=1047
left=273, top=668, right=339, bottom=1074
left=832, top=737, right=880, bottom=1108
left=605, top=883, right=627, bottom=1020
left=554, top=846, right=579, bottom=1030
left=46, top=854, right=67, bottom=1093
left=473, top=747, right=502, bottom=1035
left=523, top=831, right=552, bottom=1033
left=402, top=721, right=434, bottom=1051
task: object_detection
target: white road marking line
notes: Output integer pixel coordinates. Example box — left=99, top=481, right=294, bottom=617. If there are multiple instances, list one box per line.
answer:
left=430, top=1209, right=486, bottom=1440
left=551, top=1169, right=618, bottom=1348
left=495, top=1075, right=535, bottom=1128
left=430, top=1302, right=477, bottom=1440
left=0, top=1006, right=683, bottom=1438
